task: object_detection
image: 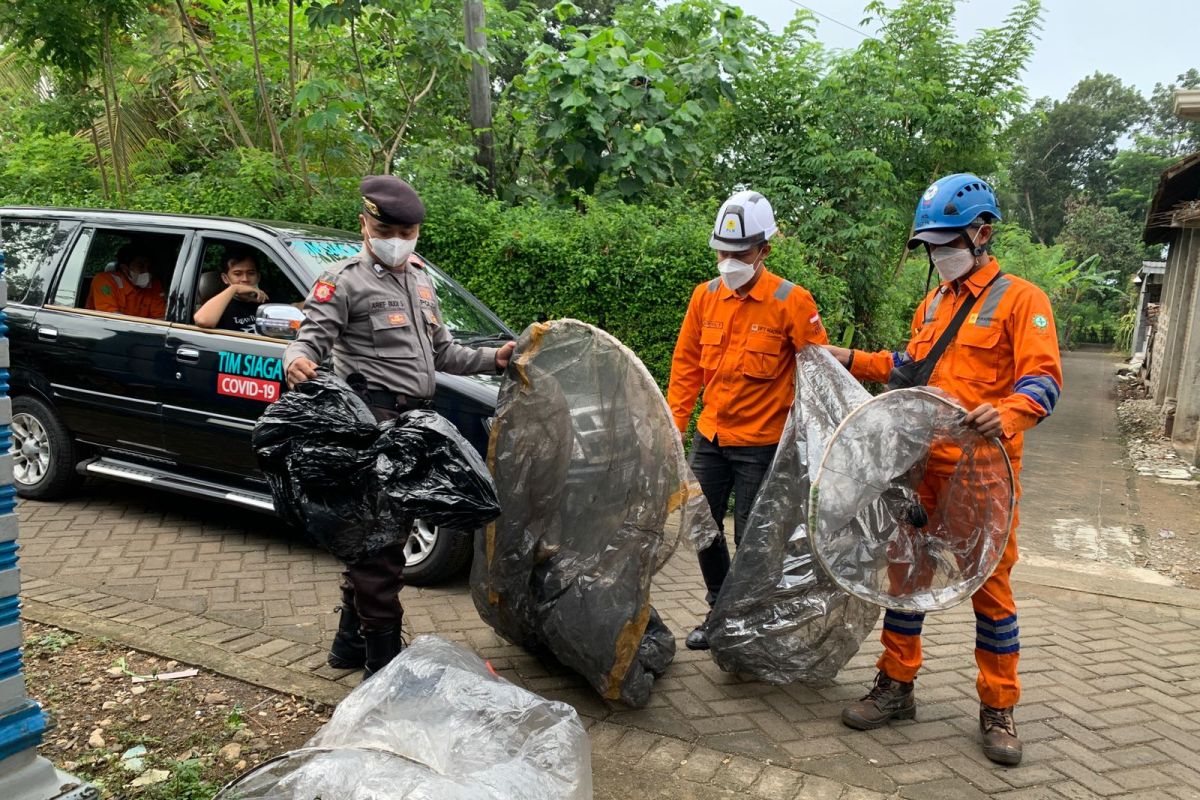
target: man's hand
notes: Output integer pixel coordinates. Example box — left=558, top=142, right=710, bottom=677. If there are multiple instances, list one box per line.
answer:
left=963, top=402, right=1004, bottom=439
left=823, top=344, right=852, bottom=366
left=235, top=286, right=269, bottom=304
left=495, top=341, right=516, bottom=370
left=286, top=357, right=319, bottom=388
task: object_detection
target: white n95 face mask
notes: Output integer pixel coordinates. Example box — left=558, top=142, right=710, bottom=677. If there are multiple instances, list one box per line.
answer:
left=718, top=257, right=757, bottom=291
left=130, top=271, right=152, bottom=289
left=370, top=236, right=418, bottom=268
left=930, top=246, right=975, bottom=282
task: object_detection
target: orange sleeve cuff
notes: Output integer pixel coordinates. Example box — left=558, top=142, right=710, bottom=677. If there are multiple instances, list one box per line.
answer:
left=849, top=350, right=895, bottom=384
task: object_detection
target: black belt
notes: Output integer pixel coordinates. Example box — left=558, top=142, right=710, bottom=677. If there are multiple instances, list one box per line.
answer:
left=364, top=389, right=433, bottom=412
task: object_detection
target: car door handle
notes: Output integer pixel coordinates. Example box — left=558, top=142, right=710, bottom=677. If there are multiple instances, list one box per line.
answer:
left=37, top=326, right=58, bottom=341
left=176, top=346, right=201, bottom=363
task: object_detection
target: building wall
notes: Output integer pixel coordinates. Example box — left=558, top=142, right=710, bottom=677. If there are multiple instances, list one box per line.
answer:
left=1149, top=232, right=1189, bottom=400
left=1172, top=227, right=1200, bottom=448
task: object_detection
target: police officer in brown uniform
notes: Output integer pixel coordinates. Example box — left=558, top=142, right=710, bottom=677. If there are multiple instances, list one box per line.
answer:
left=283, top=175, right=515, bottom=676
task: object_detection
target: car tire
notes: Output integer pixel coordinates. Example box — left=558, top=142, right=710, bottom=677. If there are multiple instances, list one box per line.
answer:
left=402, top=519, right=474, bottom=586
left=11, top=395, right=83, bottom=501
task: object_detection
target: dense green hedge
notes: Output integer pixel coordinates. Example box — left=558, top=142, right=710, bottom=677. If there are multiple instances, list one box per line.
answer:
left=0, top=149, right=857, bottom=387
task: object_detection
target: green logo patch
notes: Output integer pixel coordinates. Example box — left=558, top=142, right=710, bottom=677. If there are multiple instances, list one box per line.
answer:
left=1032, top=314, right=1048, bottom=329
left=100, top=284, right=113, bottom=295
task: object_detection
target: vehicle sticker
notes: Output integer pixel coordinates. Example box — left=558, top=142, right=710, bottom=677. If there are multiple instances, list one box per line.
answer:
left=217, top=351, right=283, bottom=403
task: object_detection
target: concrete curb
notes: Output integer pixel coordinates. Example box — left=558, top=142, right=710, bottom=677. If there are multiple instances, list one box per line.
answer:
left=21, top=599, right=349, bottom=708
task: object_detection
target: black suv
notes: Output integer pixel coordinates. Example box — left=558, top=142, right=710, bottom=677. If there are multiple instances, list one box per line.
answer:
left=2, top=207, right=510, bottom=583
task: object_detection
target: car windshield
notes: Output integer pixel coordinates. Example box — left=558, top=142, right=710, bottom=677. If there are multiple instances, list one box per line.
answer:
left=286, top=238, right=508, bottom=341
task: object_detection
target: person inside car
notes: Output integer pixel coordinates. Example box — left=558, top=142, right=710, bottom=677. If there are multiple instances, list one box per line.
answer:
left=194, top=248, right=270, bottom=333
left=86, top=244, right=167, bottom=319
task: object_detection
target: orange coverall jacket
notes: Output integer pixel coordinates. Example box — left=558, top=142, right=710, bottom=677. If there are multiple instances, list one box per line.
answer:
left=668, top=270, right=828, bottom=447
left=849, top=257, right=1063, bottom=470
left=86, top=271, right=167, bottom=319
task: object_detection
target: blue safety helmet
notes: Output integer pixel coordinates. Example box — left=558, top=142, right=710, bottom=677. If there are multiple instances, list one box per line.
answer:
left=907, top=173, right=1001, bottom=250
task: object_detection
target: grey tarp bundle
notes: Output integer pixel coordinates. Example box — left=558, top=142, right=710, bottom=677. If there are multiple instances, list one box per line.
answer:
left=809, top=388, right=1015, bottom=612
left=214, top=635, right=592, bottom=800
left=472, top=319, right=717, bottom=707
left=253, top=372, right=501, bottom=563
left=706, top=347, right=880, bottom=684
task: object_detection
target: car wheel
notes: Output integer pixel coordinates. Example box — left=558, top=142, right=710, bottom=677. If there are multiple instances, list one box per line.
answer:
left=402, top=519, right=474, bottom=585
left=10, top=395, right=83, bottom=500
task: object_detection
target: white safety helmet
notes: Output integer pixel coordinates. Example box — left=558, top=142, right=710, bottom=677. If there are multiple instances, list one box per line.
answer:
left=709, top=190, right=778, bottom=251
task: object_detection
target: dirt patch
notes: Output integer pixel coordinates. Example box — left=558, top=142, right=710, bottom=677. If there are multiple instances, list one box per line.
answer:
left=23, top=621, right=326, bottom=799
left=1114, top=373, right=1200, bottom=589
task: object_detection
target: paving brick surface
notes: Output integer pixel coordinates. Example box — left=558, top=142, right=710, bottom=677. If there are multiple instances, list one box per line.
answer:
left=16, top=351, right=1200, bottom=799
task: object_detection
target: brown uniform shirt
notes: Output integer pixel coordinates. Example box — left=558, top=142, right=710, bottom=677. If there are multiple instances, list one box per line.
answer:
left=283, top=251, right=498, bottom=398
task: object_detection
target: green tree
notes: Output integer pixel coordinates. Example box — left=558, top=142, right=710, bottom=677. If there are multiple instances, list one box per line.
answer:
left=1006, top=72, right=1148, bottom=243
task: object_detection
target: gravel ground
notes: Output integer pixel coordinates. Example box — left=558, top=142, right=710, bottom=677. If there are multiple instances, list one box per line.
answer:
left=22, top=620, right=327, bottom=799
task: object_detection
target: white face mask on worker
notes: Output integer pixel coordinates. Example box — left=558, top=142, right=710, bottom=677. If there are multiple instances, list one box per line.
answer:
left=718, top=256, right=758, bottom=291
left=370, top=236, right=417, bottom=268
left=130, top=271, right=152, bottom=289
left=930, top=232, right=980, bottom=282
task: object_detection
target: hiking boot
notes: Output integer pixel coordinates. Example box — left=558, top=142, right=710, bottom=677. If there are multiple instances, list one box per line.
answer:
left=363, top=626, right=404, bottom=679
left=980, top=704, right=1023, bottom=766
left=841, top=671, right=916, bottom=730
left=327, top=590, right=365, bottom=670
left=685, top=612, right=713, bottom=651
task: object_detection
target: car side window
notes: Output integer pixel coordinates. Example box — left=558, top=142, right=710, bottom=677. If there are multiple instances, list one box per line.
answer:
left=0, top=218, right=75, bottom=306
left=193, top=239, right=304, bottom=312
left=51, top=227, right=184, bottom=320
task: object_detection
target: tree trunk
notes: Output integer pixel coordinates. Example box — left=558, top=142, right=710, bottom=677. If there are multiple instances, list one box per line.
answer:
left=1025, top=189, right=1045, bottom=245
left=89, top=122, right=111, bottom=202
left=175, top=0, right=256, bottom=150
left=287, top=0, right=313, bottom=195
left=464, top=0, right=495, bottom=193
left=245, top=0, right=289, bottom=167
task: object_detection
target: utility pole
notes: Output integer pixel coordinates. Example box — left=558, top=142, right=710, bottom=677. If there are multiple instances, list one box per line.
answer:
left=0, top=252, right=95, bottom=799
left=464, top=0, right=496, bottom=194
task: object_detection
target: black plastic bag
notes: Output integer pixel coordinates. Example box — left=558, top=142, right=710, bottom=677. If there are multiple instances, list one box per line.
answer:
left=253, top=372, right=501, bottom=563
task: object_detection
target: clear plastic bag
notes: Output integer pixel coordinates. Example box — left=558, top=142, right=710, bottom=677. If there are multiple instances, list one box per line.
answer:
left=472, top=319, right=715, bottom=707
left=215, top=635, right=592, bottom=800
left=706, top=347, right=880, bottom=684
left=809, top=387, right=1015, bottom=612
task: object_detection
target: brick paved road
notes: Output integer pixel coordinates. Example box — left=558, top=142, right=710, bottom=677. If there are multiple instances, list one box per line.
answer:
left=17, top=350, right=1200, bottom=799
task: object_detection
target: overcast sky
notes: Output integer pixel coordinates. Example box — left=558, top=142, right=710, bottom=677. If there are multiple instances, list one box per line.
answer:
left=735, top=0, right=1200, bottom=103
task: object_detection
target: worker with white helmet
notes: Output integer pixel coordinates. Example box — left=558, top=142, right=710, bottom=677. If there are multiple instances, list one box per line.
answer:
left=667, top=190, right=829, bottom=650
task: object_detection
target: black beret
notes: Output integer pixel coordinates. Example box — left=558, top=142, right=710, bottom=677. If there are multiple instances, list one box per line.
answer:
left=359, top=175, right=426, bottom=225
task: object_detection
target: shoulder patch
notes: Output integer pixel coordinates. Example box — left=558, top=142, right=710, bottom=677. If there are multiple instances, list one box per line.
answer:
left=100, top=283, right=113, bottom=296
left=1032, top=314, right=1049, bottom=330
left=316, top=270, right=340, bottom=285
left=313, top=280, right=337, bottom=304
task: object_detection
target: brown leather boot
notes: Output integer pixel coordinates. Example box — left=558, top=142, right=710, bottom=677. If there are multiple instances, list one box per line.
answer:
left=980, top=704, right=1023, bottom=765
left=841, top=671, right=916, bottom=730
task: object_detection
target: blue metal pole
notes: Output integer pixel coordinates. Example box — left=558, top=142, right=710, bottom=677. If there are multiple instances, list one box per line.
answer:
left=0, top=249, right=95, bottom=797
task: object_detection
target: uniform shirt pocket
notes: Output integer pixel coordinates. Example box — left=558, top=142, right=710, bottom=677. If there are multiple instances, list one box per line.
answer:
left=952, top=325, right=1003, bottom=383
left=371, top=311, right=417, bottom=358
left=909, top=325, right=938, bottom=361
left=699, top=327, right=724, bottom=370
left=742, top=334, right=785, bottom=380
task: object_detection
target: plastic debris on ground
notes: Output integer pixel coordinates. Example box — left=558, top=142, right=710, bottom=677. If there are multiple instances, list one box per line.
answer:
left=809, top=387, right=1014, bottom=612
left=706, top=346, right=880, bottom=684
left=215, top=635, right=591, bottom=800
left=252, top=371, right=500, bottom=563
left=472, top=319, right=716, bottom=707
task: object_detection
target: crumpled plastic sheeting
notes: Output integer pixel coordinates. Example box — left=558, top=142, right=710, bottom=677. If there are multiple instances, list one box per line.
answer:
left=472, top=319, right=716, bottom=707
left=706, top=347, right=881, bottom=684
left=809, top=388, right=1015, bottom=612
left=253, top=372, right=501, bottom=563
left=214, top=635, right=592, bottom=800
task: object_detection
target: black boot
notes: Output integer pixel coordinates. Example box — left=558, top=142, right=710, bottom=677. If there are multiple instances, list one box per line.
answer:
left=363, top=626, right=404, bottom=679
left=327, top=590, right=365, bottom=670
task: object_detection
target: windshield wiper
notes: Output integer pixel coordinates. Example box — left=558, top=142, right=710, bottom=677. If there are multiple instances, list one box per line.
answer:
left=460, top=332, right=515, bottom=346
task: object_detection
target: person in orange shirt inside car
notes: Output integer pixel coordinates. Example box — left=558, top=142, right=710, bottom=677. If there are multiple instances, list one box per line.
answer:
left=667, top=190, right=829, bottom=652
left=825, top=173, right=1063, bottom=767
left=86, top=245, right=167, bottom=319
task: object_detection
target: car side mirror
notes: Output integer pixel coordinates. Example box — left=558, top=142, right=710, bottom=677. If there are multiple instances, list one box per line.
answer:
left=256, top=304, right=305, bottom=340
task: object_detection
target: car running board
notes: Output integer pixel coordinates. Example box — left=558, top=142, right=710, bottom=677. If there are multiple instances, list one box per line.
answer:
left=78, top=457, right=277, bottom=513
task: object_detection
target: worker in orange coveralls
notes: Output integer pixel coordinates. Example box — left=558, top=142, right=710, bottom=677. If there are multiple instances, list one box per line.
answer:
left=667, top=190, right=829, bottom=652
left=825, top=173, right=1063, bottom=766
